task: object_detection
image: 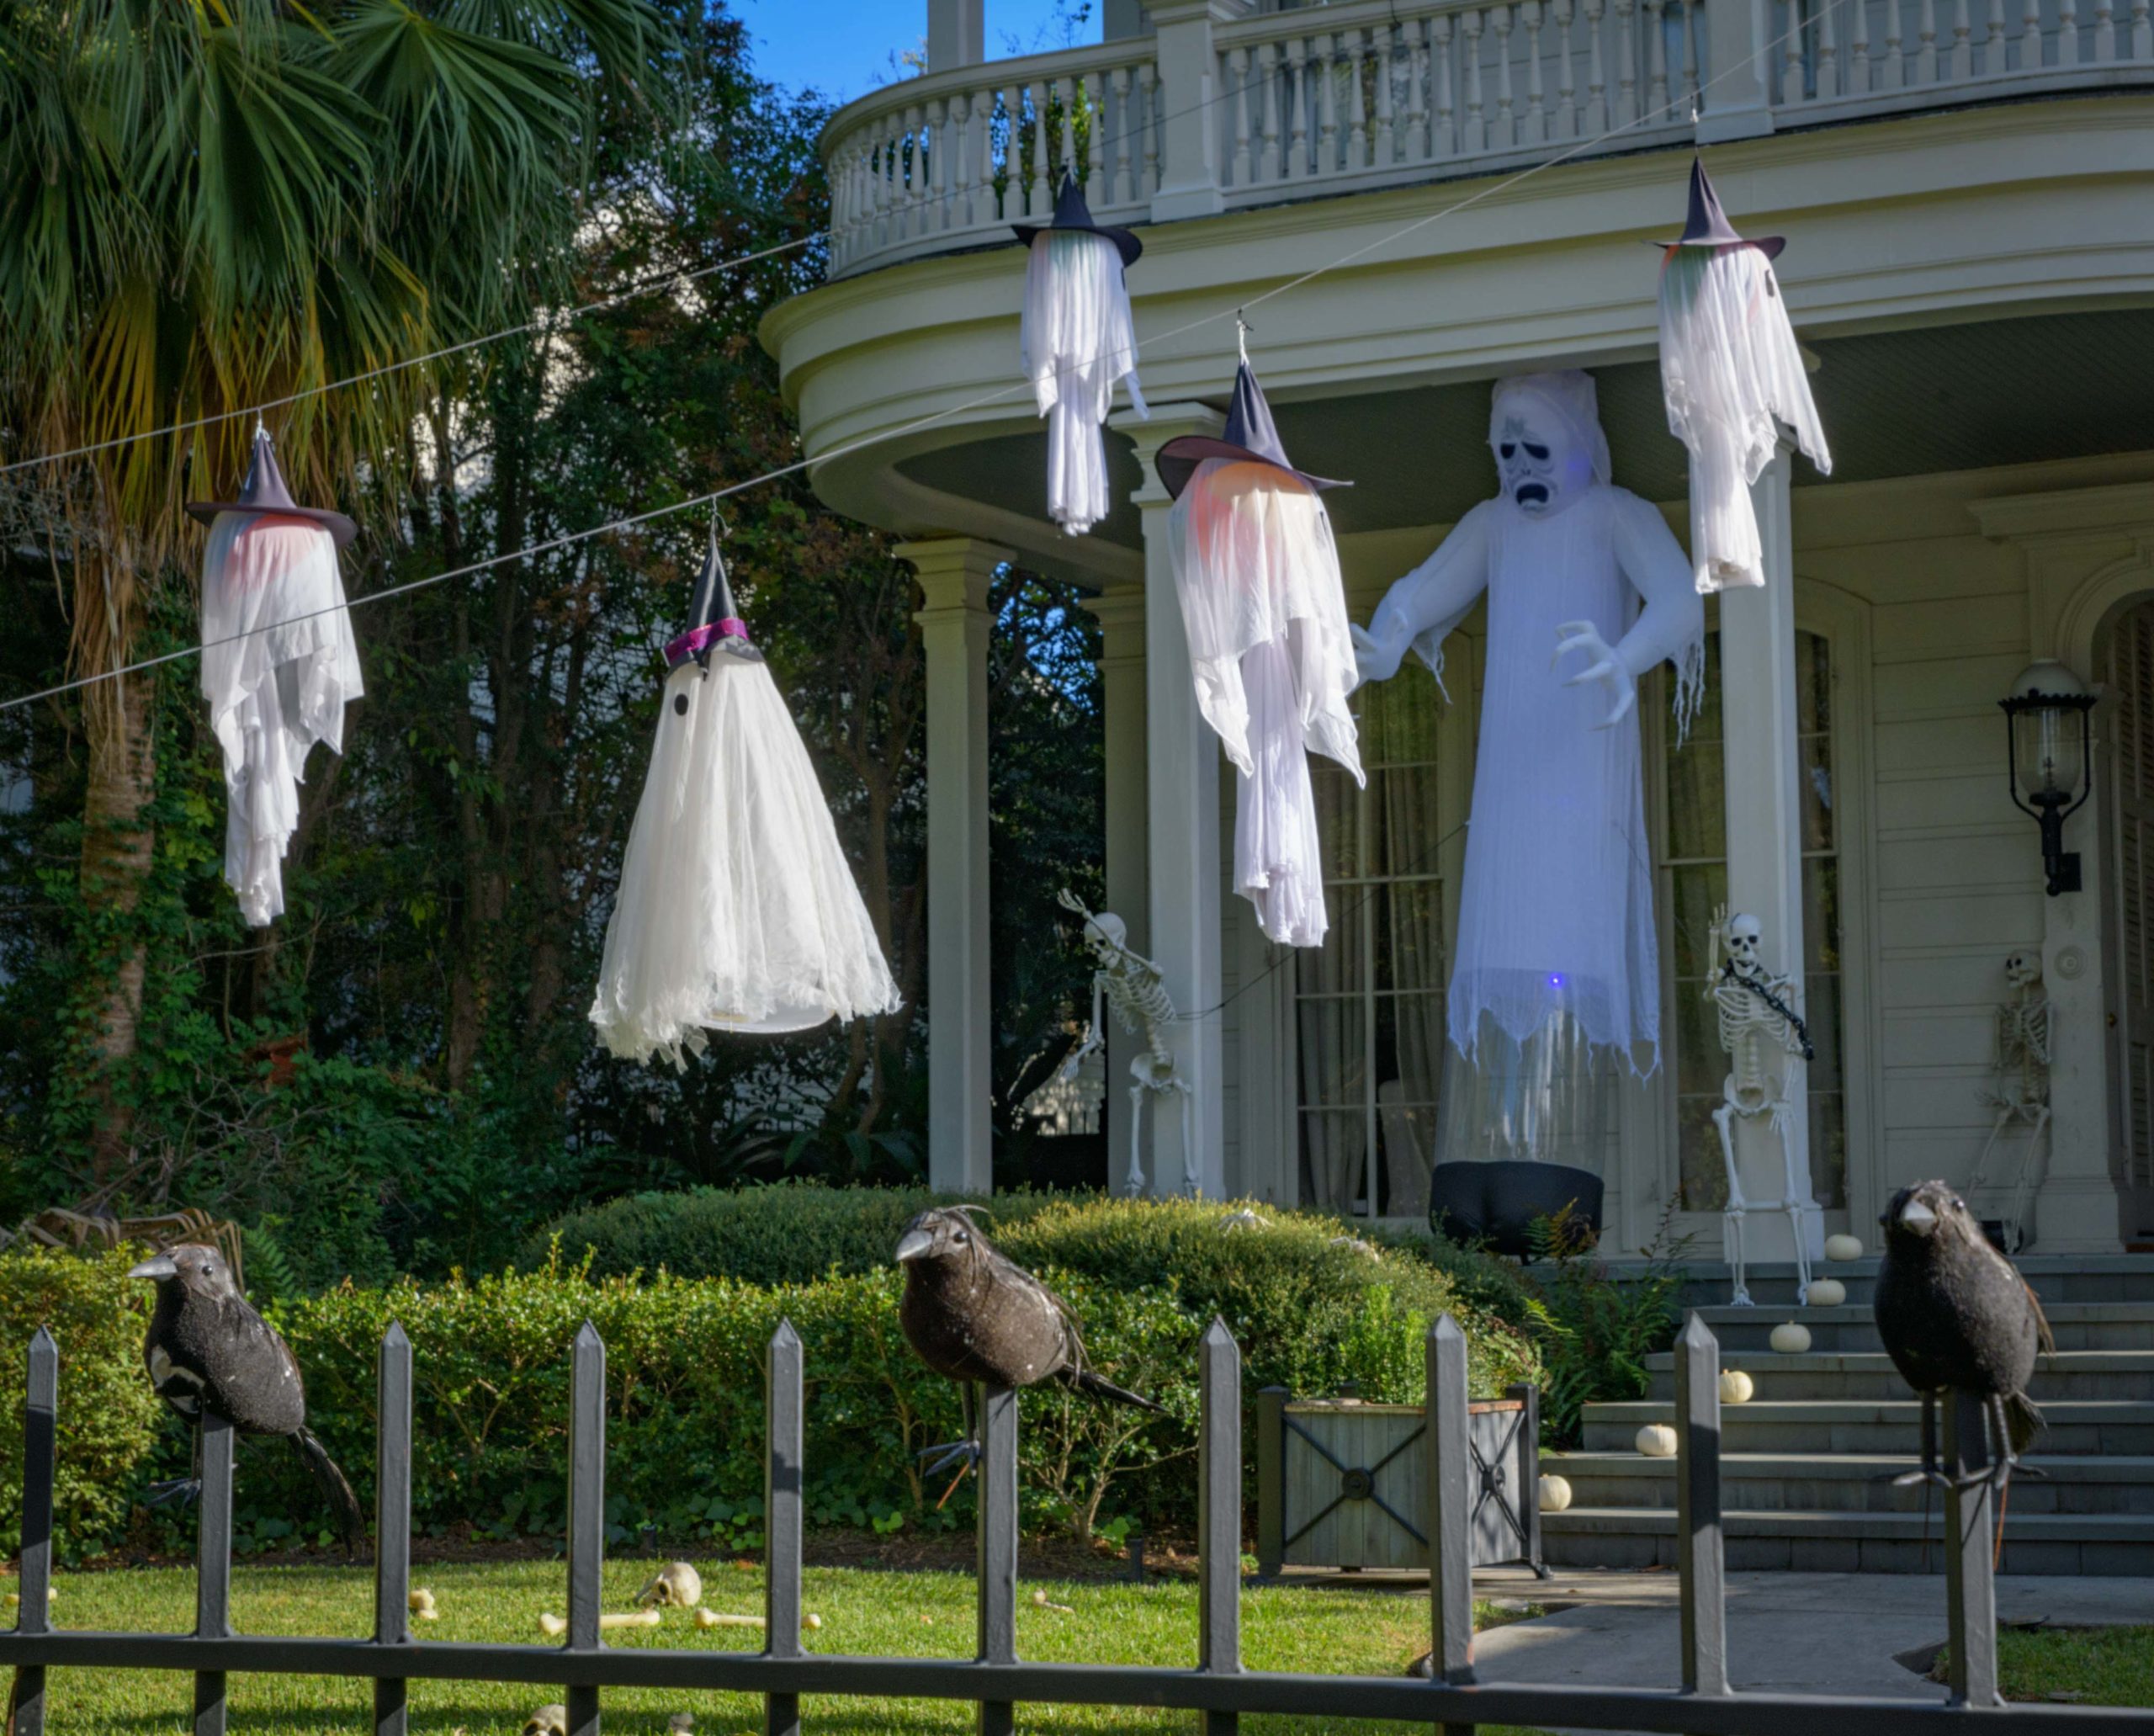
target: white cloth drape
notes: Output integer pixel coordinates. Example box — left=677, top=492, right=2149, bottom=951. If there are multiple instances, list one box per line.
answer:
left=590, top=651, right=900, bottom=1069
left=1166, top=458, right=1362, bottom=946
left=1367, top=485, right=1701, bottom=1071
left=199, top=513, right=363, bottom=927
left=1021, top=229, right=1146, bottom=536
left=1658, top=243, right=1831, bottom=592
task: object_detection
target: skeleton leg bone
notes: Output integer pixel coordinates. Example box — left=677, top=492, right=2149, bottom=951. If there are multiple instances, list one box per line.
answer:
left=1712, top=1102, right=1753, bottom=1305
left=1125, top=1084, right=1148, bottom=1197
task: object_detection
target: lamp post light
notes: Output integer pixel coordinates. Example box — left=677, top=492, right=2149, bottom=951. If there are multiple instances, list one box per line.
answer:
left=1999, top=661, right=2096, bottom=897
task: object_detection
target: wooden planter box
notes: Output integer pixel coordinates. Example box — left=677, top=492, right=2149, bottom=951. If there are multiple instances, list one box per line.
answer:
left=1255, top=1384, right=1545, bottom=1577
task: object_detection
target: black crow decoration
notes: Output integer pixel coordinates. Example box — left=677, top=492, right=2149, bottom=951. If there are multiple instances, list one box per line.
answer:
left=894, top=1207, right=1164, bottom=1474
left=1873, top=1180, right=2052, bottom=1493
left=130, top=1243, right=365, bottom=1553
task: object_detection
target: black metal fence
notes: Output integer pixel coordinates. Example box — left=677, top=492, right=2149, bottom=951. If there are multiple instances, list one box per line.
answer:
left=3, top=1310, right=2145, bottom=1734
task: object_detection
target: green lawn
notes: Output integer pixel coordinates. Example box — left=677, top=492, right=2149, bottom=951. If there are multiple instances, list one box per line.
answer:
left=11, top=1559, right=1552, bottom=1734
left=1932, top=1625, right=2154, bottom=1707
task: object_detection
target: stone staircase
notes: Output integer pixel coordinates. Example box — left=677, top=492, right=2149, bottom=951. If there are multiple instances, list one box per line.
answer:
left=1540, top=1255, right=2154, bottom=1574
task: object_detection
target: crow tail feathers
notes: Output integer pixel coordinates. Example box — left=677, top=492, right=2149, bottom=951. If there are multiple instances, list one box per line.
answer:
left=291, top=1426, right=367, bottom=1555
left=2004, top=1391, right=2045, bottom=1460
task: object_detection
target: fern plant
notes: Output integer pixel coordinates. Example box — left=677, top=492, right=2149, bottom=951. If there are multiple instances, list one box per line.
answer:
left=1521, top=1198, right=1691, bottom=1447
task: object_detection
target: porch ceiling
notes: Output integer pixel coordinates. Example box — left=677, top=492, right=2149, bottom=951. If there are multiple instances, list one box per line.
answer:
left=895, top=306, right=2154, bottom=552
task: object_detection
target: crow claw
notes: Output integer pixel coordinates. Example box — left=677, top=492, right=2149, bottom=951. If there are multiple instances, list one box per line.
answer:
left=1891, top=1468, right=1953, bottom=1491
left=146, top=1478, right=202, bottom=1510
left=918, top=1439, right=981, bottom=1479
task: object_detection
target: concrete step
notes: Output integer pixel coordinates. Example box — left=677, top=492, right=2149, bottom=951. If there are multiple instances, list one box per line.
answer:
left=1541, top=1451, right=2154, bottom=1515
left=1660, top=1254, right=2154, bottom=1310
left=1692, top=1301, right=2154, bottom=1354
left=1541, top=1505, right=2154, bottom=1575
left=1581, top=1398, right=2154, bottom=1455
left=1642, top=1349, right=2154, bottom=1403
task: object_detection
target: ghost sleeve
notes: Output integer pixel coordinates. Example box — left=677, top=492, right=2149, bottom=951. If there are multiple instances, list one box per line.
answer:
left=1610, top=490, right=1708, bottom=734
left=1365, top=501, right=1494, bottom=698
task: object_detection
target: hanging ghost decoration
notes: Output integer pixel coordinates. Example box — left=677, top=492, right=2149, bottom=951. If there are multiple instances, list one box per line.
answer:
left=590, top=528, right=899, bottom=1068
left=1157, top=355, right=1361, bottom=948
left=1656, top=158, right=1831, bottom=592
left=186, top=427, right=363, bottom=928
left=1016, top=171, right=1146, bottom=537
left=1353, top=370, right=1704, bottom=1079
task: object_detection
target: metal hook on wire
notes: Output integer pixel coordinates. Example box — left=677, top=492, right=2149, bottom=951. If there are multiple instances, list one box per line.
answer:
left=708, top=507, right=731, bottom=549
left=1235, top=311, right=1253, bottom=365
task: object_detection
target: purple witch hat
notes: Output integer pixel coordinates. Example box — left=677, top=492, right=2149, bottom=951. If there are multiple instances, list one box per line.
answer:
left=1155, top=359, right=1350, bottom=502
left=665, top=521, right=762, bottom=671
left=1012, top=167, right=1143, bottom=269
left=185, top=427, right=358, bottom=548
left=1653, top=157, right=1785, bottom=259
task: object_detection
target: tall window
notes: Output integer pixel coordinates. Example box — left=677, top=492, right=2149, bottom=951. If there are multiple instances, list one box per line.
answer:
left=1295, top=674, right=1446, bottom=1217
left=1661, top=629, right=1846, bottom=1212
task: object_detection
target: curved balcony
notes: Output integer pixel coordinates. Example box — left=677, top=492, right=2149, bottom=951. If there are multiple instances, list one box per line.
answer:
left=821, top=0, right=2154, bottom=283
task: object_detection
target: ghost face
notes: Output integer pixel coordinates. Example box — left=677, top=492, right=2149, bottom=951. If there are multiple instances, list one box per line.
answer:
left=1493, top=403, right=1595, bottom=518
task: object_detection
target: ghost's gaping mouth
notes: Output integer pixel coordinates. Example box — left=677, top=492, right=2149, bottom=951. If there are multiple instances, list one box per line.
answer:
left=1515, top=483, right=1550, bottom=507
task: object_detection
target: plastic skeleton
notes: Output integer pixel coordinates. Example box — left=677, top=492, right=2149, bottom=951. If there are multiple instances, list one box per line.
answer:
left=1965, top=952, right=2052, bottom=1253
left=1706, top=907, right=1817, bottom=1306
left=1058, top=889, right=1196, bottom=1197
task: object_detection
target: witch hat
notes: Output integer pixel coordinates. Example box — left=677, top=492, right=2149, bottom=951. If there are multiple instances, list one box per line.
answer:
left=1012, top=167, right=1143, bottom=268
left=1653, top=157, right=1785, bottom=259
left=1155, top=358, right=1349, bottom=502
left=185, top=426, right=358, bottom=548
left=665, top=520, right=762, bottom=669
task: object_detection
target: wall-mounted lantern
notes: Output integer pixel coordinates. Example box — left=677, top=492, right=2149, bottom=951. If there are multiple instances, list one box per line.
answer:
left=1999, top=661, right=2096, bottom=896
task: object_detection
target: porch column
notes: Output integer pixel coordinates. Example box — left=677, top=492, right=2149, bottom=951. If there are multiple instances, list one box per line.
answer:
left=1082, top=586, right=1151, bottom=1179
left=1717, top=446, right=1824, bottom=1263
left=1695, top=0, right=1775, bottom=141
left=901, top=537, right=1009, bottom=1194
left=926, top=0, right=984, bottom=72
left=1117, top=401, right=1228, bottom=1196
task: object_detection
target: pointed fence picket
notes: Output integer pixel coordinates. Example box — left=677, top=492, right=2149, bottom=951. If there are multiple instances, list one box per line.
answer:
left=1, top=1313, right=2139, bottom=1730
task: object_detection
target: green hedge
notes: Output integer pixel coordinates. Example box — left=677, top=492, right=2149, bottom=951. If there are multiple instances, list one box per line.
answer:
left=0, top=1247, right=162, bottom=1558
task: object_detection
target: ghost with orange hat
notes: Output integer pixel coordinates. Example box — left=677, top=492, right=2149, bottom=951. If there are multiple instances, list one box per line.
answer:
left=1655, top=157, right=1831, bottom=592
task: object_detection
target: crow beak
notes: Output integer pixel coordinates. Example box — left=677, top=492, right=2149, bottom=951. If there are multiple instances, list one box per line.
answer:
left=1897, top=1197, right=1939, bottom=1235
left=127, top=1254, right=178, bottom=1280
left=894, top=1229, right=934, bottom=1264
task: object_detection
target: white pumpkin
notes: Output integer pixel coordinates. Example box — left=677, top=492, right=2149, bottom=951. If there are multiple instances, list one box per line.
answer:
left=1538, top=1473, right=1573, bottom=1513
left=1824, top=1233, right=1865, bottom=1262
left=1718, top=1368, right=1755, bottom=1404
left=1635, top=1423, right=1679, bottom=1458
left=1806, top=1277, right=1848, bottom=1309
left=1769, top=1321, right=1812, bottom=1354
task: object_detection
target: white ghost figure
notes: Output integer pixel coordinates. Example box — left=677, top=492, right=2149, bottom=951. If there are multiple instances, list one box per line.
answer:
left=191, top=430, right=363, bottom=928
left=1656, top=159, right=1830, bottom=592
left=590, top=534, right=899, bottom=1068
left=1017, top=175, right=1146, bottom=537
left=1352, top=369, right=1703, bottom=1074
left=1159, top=361, right=1361, bottom=948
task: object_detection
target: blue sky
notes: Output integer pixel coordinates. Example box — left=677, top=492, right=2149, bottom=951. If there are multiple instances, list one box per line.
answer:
left=734, top=2, right=1101, bottom=106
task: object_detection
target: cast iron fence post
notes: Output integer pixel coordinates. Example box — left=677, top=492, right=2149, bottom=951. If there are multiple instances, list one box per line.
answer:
left=1255, top=1386, right=1287, bottom=1579
left=1199, top=1319, right=1243, bottom=1736
left=194, top=1409, right=234, bottom=1736
left=1425, top=1313, right=1476, bottom=1736
left=1944, top=1392, right=2001, bottom=1708
left=566, top=1321, right=606, bottom=1736
left=374, top=1322, right=413, bottom=1736
left=1504, top=1382, right=1546, bottom=1577
left=12, top=1328, right=56, bottom=1736
left=1675, top=1312, right=1728, bottom=1698
left=765, top=1320, right=804, bottom=1736
left=976, top=1383, right=1019, bottom=1736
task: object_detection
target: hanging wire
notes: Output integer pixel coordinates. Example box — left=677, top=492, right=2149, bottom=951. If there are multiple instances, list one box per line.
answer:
left=0, top=0, right=1847, bottom=718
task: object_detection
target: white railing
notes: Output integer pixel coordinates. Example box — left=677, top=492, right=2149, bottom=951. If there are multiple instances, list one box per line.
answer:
left=1772, top=0, right=2154, bottom=112
left=825, top=40, right=1162, bottom=279
left=819, top=0, right=2154, bottom=279
left=1212, top=0, right=1703, bottom=199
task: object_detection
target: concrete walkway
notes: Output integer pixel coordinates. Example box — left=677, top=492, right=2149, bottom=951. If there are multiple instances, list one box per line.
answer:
left=1467, top=1566, right=2154, bottom=1703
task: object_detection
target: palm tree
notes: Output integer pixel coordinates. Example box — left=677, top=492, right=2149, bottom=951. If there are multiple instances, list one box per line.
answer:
left=0, top=0, right=666, bottom=1177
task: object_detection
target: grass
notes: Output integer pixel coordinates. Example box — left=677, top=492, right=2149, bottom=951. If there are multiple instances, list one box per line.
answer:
left=11, top=1559, right=1555, bottom=1734
left=1930, top=1625, right=2154, bottom=1707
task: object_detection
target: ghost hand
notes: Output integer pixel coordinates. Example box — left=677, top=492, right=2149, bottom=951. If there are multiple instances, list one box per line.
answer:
left=1552, top=620, right=1637, bottom=730
left=1349, top=623, right=1405, bottom=691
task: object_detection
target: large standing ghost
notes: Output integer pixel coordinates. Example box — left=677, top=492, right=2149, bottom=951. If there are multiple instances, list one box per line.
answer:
left=1351, top=371, right=1702, bottom=1118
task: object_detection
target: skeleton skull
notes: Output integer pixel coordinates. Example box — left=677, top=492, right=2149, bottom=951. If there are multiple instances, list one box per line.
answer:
left=1723, top=912, right=1764, bottom=978
left=2004, top=950, right=2042, bottom=990
left=1084, top=911, right=1129, bottom=957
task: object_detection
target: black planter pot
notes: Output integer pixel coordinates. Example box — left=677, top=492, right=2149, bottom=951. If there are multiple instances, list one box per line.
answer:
left=1427, top=1160, right=1604, bottom=1259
